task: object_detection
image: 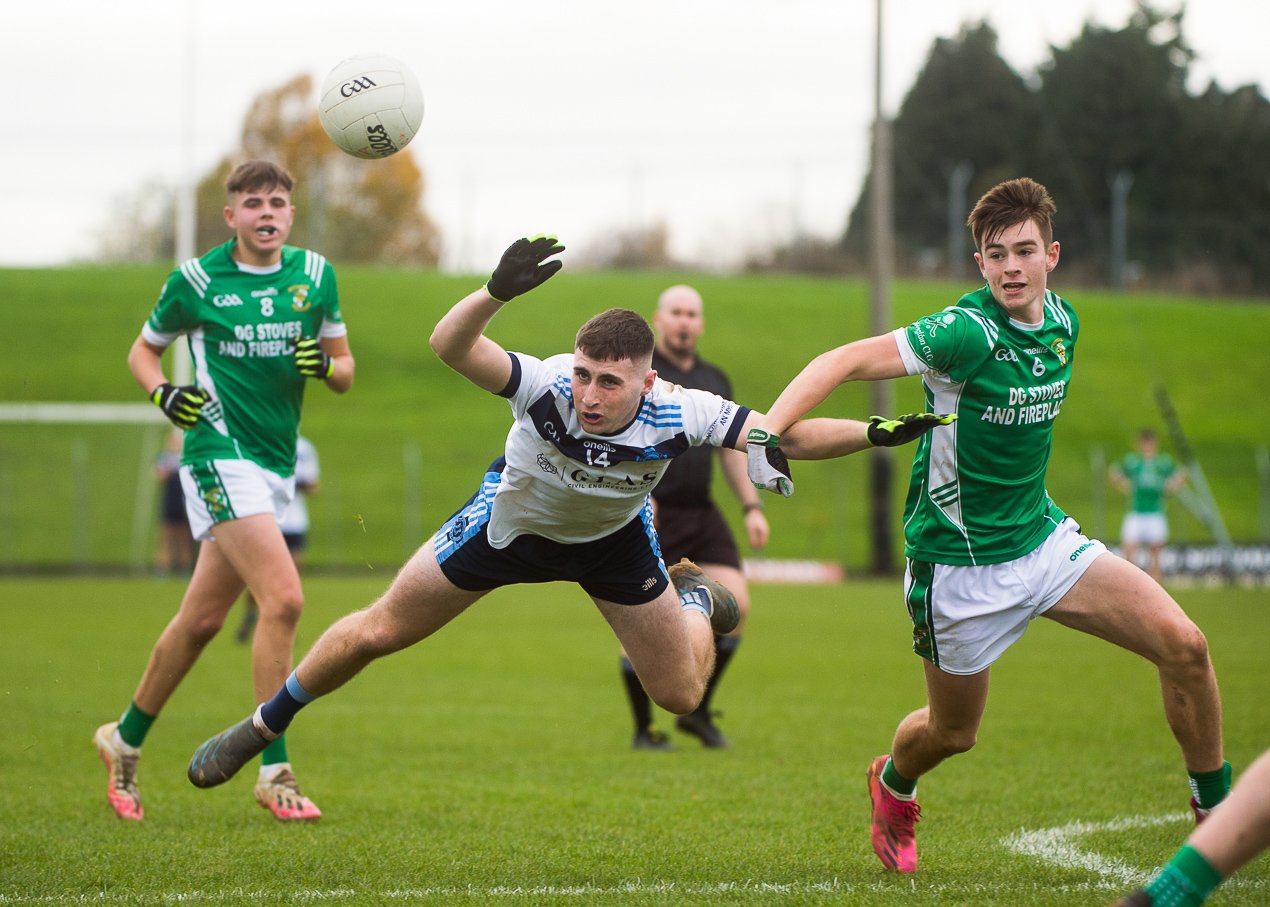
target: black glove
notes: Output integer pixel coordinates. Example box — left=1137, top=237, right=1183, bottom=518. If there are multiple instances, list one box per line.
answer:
left=151, top=383, right=209, bottom=430
left=866, top=413, right=957, bottom=447
left=295, top=338, right=333, bottom=379
left=746, top=428, right=794, bottom=497
left=485, top=235, right=565, bottom=302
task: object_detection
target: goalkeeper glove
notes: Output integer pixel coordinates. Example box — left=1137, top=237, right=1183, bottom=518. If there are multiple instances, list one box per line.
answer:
left=866, top=412, right=957, bottom=447
left=485, top=235, right=565, bottom=302
left=151, top=383, right=209, bottom=430
left=746, top=428, right=794, bottom=497
left=295, top=338, right=333, bottom=379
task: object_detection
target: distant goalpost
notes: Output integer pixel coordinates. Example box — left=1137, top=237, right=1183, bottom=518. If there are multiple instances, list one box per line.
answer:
left=0, top=402, right=168, bottom=572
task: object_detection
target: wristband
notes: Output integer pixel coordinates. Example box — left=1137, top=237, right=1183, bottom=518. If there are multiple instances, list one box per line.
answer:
left=742, top=503, right=764, bottom=514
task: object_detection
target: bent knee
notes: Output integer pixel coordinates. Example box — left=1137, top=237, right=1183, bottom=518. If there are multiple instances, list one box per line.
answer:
left=255, top=590, right=305, bottom=628
left=934, top=725, right=978, bottom=756
left=646, top=683, right=704, bottom=717
left=1159, top=621, right=1211, bottom=672
left=185, top=614, right=227, bottom=645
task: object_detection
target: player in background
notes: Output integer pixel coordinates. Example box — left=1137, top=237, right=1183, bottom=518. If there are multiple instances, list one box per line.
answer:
left=622, top=285, right=768, bottom=751
left=154, top=429, right=196, bottom=575
left=235, top=434, right=320, bottom=643
left=1113, top=746, right=1270, bottom=906
left=183, top=236, right=947, bottom=794
left=750, top=178, right=1229, bottom=873
left=94, top=160, right=353, bottom=823
left=1110, top=427, right=1187, bottom=583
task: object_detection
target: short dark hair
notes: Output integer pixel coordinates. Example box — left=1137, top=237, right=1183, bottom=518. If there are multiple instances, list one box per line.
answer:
left=967, top=177, right=1055, bottom=251
left=225, top=160, right=294, bottom=197
left=575, top=308, right=654, bottom=363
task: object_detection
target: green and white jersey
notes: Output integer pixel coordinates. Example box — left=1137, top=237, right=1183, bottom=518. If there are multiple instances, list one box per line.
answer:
left=1118, top=452, right=1178, bottom=515
left=892, top=285, right=1078, bottom=565
left=141, top=239, right=346, bottom=477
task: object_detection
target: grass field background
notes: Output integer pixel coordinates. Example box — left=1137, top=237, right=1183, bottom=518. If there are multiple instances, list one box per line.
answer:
left=1, top=575, right=1267, bottom=904
left=2, top=265, right=1269, bottom=569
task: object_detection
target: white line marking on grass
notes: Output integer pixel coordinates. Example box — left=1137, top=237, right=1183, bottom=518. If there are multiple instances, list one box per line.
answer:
left=1001, top=811, right=1190, bottom=886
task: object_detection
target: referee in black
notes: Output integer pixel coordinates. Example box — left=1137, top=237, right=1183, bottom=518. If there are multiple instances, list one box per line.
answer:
left=621, top=285, right=770, bottom=750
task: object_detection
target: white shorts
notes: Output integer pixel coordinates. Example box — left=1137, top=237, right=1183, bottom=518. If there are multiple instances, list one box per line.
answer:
left=904, top=518, right=1109, bottom=675
left=1121, top=512, right=1168, bottom=546
left=180, top=459, right=295, bottom=542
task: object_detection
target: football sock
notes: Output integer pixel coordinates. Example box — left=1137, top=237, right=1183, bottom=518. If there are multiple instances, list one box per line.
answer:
left=1188, top=761, right=1232, bottom=809
left=261, top=733, right=288, bottom=767
left=117, top=702, right=157, bottom=748
left=678, top=586, right=711, bottom=620
left=258, top=671, right=316, bottom=736
left=1143, top=845, right=1222, bottom=906
left=881, top=756, right=918, bottom=798
left=697, top=634, right=740, bottom=713
left=620, top=656, right=654, bottom=731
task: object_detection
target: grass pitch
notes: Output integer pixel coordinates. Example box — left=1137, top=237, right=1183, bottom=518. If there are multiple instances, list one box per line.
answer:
left=2, top=574, right=1267, bottom=904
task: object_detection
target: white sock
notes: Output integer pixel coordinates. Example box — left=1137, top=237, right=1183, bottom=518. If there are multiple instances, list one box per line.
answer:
left=259, top=761, right=290, bottom=781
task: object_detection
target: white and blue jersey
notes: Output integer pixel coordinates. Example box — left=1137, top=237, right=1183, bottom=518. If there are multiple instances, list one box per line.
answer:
left=437, top=350, right=750, bottom=555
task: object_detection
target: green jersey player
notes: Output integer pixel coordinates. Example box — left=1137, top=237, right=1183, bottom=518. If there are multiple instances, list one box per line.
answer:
left=1110, top=427, right=1187, bottom=582
left=94, top=160, right=354, bottom=824
left=753, top=177, right=1229, bottom=874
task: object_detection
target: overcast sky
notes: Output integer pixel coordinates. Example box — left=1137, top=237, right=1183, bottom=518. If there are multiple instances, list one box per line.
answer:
left=4, top=1, right=1266, bottom=272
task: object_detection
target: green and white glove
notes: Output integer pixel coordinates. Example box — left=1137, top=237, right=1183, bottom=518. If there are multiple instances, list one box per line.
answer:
left=485, top=235, right=565, bottom=303
left=866, top=412, right=957, bottom=447
left=746, top=428, right=794, bottom=497
left=295, top=338, right=333, bottom=379
left=151, top=383, right=209, bottom=430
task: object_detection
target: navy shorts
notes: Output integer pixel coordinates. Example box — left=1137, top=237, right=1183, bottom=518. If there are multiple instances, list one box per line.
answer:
left=432, top=458, right=671, bottom=606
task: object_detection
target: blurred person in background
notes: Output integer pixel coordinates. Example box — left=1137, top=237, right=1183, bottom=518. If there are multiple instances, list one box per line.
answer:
left=1110, top=427, right=1187, bottom=583
left=154, top=429, right=196, bottom=575
left=620, top=285, right=769, bottom=751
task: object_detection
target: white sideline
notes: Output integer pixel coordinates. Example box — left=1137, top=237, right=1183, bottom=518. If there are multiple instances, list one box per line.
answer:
left=1001, top=811, right=1191, bottom=885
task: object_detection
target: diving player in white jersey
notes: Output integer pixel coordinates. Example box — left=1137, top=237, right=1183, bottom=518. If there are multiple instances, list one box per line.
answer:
left=184, top=235, right=949, bottom=793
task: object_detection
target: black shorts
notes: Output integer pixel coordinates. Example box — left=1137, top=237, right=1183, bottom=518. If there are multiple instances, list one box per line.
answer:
left=654, top=500, right=742, bottom=570
left=283, top=532, right=308, bottom=553
left=432, top=458, right=670, bottom=605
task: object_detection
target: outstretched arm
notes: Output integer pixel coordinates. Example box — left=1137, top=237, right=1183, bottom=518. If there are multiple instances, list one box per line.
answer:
left=760, top=333, right=909, bottom=436
left=738, top=410, right=955, bottom=496
left=429, top=236, right=564, bottom=393
left=429, top=287, right=516, bottom=392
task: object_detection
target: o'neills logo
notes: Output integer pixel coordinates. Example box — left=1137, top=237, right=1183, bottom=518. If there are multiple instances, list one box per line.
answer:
left=365, top=124, right=399, bottom=156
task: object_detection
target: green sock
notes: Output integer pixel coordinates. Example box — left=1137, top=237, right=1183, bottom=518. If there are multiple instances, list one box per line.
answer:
left=1144, top=844, right=1223, bottom=906
left=261, top=733, right=289, bottom=767
left=1188, top=761, right=1232, bottom=809
left=117, top=702, right=157, bottom=748
left=881, top=757, right=917, bottom=797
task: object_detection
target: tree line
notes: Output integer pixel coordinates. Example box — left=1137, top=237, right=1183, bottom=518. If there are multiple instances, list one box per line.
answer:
left=840, top=2, right=1270, bottom=297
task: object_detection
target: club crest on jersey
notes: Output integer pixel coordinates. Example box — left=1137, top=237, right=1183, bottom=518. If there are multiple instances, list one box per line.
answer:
left=1049, top=338, right=1068, bottom=365
left=921, top=312, right=957, bottom=334
left=536, top=453, right=559, bottom=476
left=288, top=284, right=312, bottom=312
left=202, top=489, right=227, bottom=515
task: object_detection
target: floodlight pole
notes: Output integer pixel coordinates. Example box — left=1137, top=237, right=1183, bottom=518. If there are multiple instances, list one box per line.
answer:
left=173, top=0, right=199, bottom=385
left=867, top=0, right=897, bottom=575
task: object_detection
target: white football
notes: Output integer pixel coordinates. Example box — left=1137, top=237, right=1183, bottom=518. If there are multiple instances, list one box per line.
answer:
left=318, top=54, right=423, bottom=159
